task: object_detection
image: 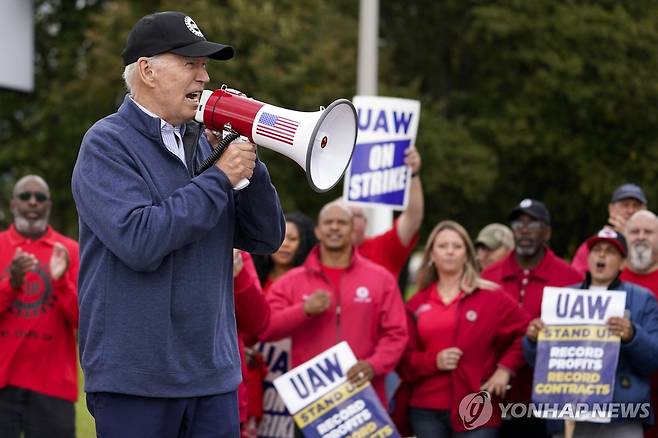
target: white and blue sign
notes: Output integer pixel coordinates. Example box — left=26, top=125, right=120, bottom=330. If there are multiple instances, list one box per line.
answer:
left=257, top=339, right=294, bottom=438
left=343, top=96, right=421, bottom=210
left=274, top=342, right=400, bottom=438
left=532, top=287, right=626, bottom=422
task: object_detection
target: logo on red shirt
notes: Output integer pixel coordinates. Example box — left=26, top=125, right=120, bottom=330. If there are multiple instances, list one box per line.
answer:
left=354, top=286, right=371, bottom=303
left=4, top=264, right=54, bottom=318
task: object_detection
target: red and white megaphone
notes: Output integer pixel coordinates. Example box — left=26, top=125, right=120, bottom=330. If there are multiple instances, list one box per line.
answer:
left=194, top=86, right=357, bottom=193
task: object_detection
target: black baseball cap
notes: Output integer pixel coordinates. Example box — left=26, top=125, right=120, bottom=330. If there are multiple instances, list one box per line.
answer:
left=122, top=11, right=234, bottom=66
left=508, top=198, right=551, bottom=225
left=610, top=183, right=647, bottom=205
left=586, top=228, right=627, bottom=257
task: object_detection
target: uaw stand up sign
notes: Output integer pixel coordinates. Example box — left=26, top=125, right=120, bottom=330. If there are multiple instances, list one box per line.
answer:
left=273, top=342, right=400, bottom=438
left=343, top=96, right=421, bottom=210
left=532, top=287, right=626, bottom=422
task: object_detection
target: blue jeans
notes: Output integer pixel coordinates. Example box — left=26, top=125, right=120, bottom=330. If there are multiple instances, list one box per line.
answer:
left=409, top=407, right=499, bottom=438
left=86, top=390, right=239, bottom=438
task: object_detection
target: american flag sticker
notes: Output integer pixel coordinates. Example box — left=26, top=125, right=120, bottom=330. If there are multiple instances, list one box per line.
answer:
left=255, top=112, right=299, bottom=145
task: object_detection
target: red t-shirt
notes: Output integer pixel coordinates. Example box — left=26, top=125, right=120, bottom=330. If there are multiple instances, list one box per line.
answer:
left=0, top=225, right=79, bottom=402
left=320, top=264, right=346, bottom=293
left=357, top=218, right=419, bottom=278
left=620, top=268, right=658, bottom=298
left=409, top=285, right=461, bottom=410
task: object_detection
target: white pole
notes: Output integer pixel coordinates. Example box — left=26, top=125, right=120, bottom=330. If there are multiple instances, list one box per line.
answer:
left=357, top=0, right=392, bottom=236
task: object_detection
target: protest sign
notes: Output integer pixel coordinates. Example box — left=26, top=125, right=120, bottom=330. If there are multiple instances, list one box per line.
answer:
left=257, top=338, right=294, bottom=437
left=273, top=342, right=399, bottom=438
left=532, top=287, right=626, bottom=421
left=343, top=96, right=421, bottom=210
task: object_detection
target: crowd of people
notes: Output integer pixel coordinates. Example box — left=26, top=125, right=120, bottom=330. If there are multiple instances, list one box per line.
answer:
left=2, top=9, right=658, bottom=438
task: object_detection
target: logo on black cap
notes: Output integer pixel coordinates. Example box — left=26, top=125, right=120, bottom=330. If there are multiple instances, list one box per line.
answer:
left=184, top=16, right=204, bottom=37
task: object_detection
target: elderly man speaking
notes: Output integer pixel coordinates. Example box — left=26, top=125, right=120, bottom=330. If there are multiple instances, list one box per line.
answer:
left=72, top=11, right=285, bottom=438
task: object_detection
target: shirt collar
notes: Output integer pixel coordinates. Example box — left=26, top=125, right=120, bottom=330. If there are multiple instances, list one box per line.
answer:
left=500, top=246, right=556, bottom=281
left=8, top=224, right=55, bottom=246
left=129, top=96, right=185, bottom=136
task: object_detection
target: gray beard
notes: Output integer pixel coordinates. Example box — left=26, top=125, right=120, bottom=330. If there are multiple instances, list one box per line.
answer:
left=515, top=246, right=537, bottom=257
left=14, top=214, right=49, bottom=236
left=628, top=241, right=655, bottom=272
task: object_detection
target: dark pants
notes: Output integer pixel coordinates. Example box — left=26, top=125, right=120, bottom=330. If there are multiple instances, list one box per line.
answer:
left=0, top=385, right=75, bottom=438
left=86, top=390, right=239, bottom=438
left=499, top=416, right=547, bottom=438
left=409, top=407, right=499, bottom=438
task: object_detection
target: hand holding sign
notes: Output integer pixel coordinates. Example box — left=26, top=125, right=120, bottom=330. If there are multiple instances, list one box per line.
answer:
left=303, top=290, right=331, bottom=316
left=607, top=316, right=634, bottom=342
left=347, top=360, right=375, bottom=386
left=404, top=145, right=421, bottom=175
left=526, top=318, right=546, bottom=342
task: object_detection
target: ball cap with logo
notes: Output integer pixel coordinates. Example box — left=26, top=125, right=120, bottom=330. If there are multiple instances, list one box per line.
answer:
left=121, top=11, right=235, bottom=66
left=585, top=228, right=628, bottom=257
left=508, top=198, right=551, bottom=225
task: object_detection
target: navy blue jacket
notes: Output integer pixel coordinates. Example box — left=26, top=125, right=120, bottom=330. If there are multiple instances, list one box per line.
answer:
left=72, top=95, right=285, bottom=397
left=523, top=275, right=658, bottom=425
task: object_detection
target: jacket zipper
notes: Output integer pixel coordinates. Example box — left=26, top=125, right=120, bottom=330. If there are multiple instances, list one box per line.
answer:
left=336, top=271, right=344, bottom=343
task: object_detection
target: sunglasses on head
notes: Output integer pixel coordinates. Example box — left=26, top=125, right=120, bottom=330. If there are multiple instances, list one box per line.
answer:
left=17, top=191, right=49, bottom=202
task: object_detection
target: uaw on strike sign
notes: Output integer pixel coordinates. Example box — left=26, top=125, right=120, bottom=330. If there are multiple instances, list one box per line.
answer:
left=343, top=96, right=421, bottom=210
left=532, top=287, right=626, bottom=421
left=273, top=342, right=399, bottom=438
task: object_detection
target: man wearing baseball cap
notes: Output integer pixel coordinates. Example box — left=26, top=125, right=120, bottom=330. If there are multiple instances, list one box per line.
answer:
left=571, top=183, right=648, bottom=277
left=72, top=11, right=285, bottom=437
left=481, top=198, right=581, bottom=437
left=525, top=228, right=658, bottom=437
left=475, top=223, right=515, bottom=270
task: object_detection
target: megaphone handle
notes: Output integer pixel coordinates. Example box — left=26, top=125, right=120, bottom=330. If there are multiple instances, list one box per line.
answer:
left=195, top=131, right=241, bottom=175
left=233, top=178, right=250, bottom=190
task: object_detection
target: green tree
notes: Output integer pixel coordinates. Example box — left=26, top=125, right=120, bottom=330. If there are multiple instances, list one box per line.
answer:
left=381, top=0, right=658, bottom=255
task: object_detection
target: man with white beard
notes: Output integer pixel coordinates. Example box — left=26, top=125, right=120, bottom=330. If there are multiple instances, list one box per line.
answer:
left=0, top=175, right=79, bottom=437
left=621, top=210, right=658, bottom=291
left=621, top=210, right=658, bottom=438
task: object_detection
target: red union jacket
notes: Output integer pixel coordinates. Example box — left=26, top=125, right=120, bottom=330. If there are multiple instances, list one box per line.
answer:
left=0, top=225, right=79, bottom=402
left=260, top=245, right=408, bottom=405
left=398, top=284, right=530, bottom=432
left=234, top=251, right=270, bottom=424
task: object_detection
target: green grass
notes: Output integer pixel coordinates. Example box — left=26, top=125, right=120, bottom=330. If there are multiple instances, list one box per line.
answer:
left=75, top=365, right=96, bottom=438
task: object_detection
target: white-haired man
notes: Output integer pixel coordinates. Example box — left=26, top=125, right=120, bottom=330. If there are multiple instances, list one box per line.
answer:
left=72, top=11, right=285, bottom=437
left=621, top=210, right=658, bottom=438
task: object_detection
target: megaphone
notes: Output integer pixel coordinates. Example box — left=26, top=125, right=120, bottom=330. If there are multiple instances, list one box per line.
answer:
left=194, top=86, right=357, bottom=193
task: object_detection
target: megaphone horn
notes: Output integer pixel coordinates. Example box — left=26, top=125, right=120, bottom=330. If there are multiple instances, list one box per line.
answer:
left=194, top=87, right=357, bottom=193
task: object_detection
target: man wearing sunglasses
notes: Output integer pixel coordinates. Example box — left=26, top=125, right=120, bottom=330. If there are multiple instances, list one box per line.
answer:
left=0, top=175, right=79, bottom=438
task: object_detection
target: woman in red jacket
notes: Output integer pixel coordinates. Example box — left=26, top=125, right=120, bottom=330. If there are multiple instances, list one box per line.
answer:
left=397, top=220, right=529, bottom=437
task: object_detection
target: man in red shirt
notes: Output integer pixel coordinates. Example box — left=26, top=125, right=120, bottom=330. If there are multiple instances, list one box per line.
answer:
left=349, top=146, right=423, bottom=278
left=620, top=210, right=658, bottom=438
left=622, top=210, right=658, bottom=291
left=481, top=198, right=582, bottom=438
left=261, top=200, right=408, bottom=408
left=0, top=175, right=79, bottom=438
